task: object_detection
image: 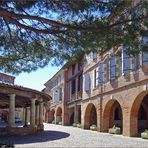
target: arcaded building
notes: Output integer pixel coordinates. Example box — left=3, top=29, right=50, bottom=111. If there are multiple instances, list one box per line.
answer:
left=44, top=68, right=66, bottom=125
left=45, top=47, right=148, bottom=137
left=0, top=73, right=51, bottom=135
left=44, top=0, right=147, bottom=136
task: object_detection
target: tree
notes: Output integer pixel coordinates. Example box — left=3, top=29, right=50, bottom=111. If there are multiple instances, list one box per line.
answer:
left=0, top=0, right=147, bottom=74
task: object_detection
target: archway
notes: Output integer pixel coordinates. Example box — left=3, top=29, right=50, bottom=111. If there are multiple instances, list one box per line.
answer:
left=130, top=91, right=148, bottom=136
left=102, top=99, right=123, bottom=133
left=48, top=109, right=55, bottom=123
left=84, top=103, right=97, bottom=129
left=78, top=106, right=81, bottom=123
left=56, top=107, right=62, bottom=123
left=0, top=110, right=9, bottom=123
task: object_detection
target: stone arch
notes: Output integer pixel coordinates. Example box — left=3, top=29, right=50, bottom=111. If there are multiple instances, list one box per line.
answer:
left=130, top=91, right=148, bottom=136
left=84, top=103, right=97, bottom=129
left=102, top=99, right=123, bottom=133
left=48, top=109, right=55, bottom=123
left=56, top=107, right=62, bottom=123
left=0, top=110, right=9, bottom=123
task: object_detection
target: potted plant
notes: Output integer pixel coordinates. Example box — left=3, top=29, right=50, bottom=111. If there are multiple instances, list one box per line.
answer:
left=52, top=120, right=55, bottom=124
left=109, top=125, right=121, bottom=134
left=141, top=129, right=148, bottom=139
left=77, top=123, right=81, bottom=128
left=72, top=123, right=77, bottom=127
left=58, top=121, right=62, bottom=125
left=90, top=124, right=97, bottom=131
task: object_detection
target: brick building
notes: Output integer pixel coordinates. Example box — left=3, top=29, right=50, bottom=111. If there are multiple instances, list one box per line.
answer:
left=44, top=0, right=148, bottom=137
left=44, top=47, right=148, bottom=137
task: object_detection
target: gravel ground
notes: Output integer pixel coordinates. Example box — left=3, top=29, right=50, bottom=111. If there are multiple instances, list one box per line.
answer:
left=0, top=123, right=148, bottom=147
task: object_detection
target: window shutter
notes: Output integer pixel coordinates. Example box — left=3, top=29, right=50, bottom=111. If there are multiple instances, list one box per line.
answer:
left=99, top=62, right=104, bottom=83
left=93, top=52, right=97, bottom=61
left=122, top=47, right=131, bottom=73
left=110, top=54, right=116, bottom=80
left=116, top=56, right=120, bottom=77
left=93, top=69, right=96, bottom=88
left=134, top=54, right=140, bottom=70
left=96, top=67, right=99, bottom=86
left=142, top=51, right=148, bottom=64
left=85, top=73, right=90, bottom=91
left=104, top=62, right=107, bottom=82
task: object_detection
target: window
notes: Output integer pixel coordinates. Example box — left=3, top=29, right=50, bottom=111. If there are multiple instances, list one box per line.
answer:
left=59, top=88, right=62, bottom=101
left=116, top=51, right=122, bottom=77
left=93, top=51, right=97, bottom=61
left=142, top=51, right=148, bottom=65
left=122, top=47, right=131, bottom=74
left=72, top=64, right=75, bottom=75
left=99, top=62, right=104, bottom=83
left=71, top=79, right=76, bottom=94
left=110, top=54, right=116, bottom=80
left=94, top=67, right=99, bottom=88
left=85, top=73, right=90, bottom=91
left=53, top=89, right=58, bottom=102
left=106, top=58, right=110, bottom=82
left=134, top=53, right=140, bottom=71
left=77, top=75, right=82, bottom=92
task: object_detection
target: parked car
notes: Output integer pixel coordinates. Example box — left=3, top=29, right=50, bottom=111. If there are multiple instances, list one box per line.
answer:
left=15, top=117, right=22, bottom=123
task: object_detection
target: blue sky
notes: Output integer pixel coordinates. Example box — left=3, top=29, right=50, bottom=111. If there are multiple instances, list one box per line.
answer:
left=14, top=64, right=61, bottom=91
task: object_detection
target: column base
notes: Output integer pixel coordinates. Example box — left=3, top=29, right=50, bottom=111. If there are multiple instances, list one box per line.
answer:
left=37, top=124, right=44, bottom=131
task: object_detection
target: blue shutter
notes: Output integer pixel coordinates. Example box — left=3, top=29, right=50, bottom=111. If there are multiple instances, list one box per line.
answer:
left=85, top=73, right=90, bottom=91
left=99, top=62, right=104, bottom=83
left=94, top=69, right=96, bottom=88
left=134, top=54, right=140, bottom=70
left=142, top=36, right=148, bottom=64
left=142, top=51, right=148, bottom=64
left=110, top=54, right=116, bottom=80
left=122, top=47, right=131, bottom=73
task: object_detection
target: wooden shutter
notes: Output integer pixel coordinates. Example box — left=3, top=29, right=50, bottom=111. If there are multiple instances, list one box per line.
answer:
left=93, top=52, right=97, bottom=61
left=93, top=68, right=98, bottom=88
left=110, top=54, right=116, bottom=80
left=142, top=51, right=148, bottom=64
left=122, top=47, right=131, bottom=73
left=134, top=54, right=140, bottom=70
left=104, top=62, right=107, bottom=82
left=85, top=73, right=90, bottom=91
left=99, top=62, right=104, bottom=83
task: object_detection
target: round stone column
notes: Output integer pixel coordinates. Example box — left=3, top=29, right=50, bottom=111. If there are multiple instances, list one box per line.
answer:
left=39, top=102, right=43, bottom=125
left=30, top=99, right=36, bottom=127
left=9, top=94, right=15, bottom=127
left=36, top=104, right=40, bottom=125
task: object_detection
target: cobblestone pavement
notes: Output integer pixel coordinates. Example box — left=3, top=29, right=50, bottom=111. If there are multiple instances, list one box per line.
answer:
left=1, top=123, right=148, bottom=147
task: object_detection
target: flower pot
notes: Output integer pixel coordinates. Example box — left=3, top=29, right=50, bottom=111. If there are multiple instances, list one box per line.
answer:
left=109, top=127, right=121, bottom=134
left=90, top=125, right=97, bottom=131
left=141, top=132, right=148, bottom=139
left=77, top=123, right=81, bottom=128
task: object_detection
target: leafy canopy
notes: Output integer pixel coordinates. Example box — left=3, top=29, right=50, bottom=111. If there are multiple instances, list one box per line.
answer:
left=0, top=0, right=147, bottom=74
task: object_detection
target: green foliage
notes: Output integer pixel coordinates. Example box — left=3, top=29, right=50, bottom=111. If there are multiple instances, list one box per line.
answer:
left=72, top=123, right=77, bottom=127
left=144, top=129, right=148, bottom=134
left=0, top=0, right=147, bottom=74
left=76, top=123, right=81, bottom=128
left=90, top=124, right=97, bottom=131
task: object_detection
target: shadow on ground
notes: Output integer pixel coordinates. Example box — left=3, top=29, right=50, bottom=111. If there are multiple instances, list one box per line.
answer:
left=0, top=130, right=70, bottom=145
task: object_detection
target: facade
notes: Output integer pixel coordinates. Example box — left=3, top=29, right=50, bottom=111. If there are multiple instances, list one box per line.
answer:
left=44, top=68, right=65, bottom=124
left=44, top=0, right=148, bottom=137
left=44, top=48, right=148, bottom=137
